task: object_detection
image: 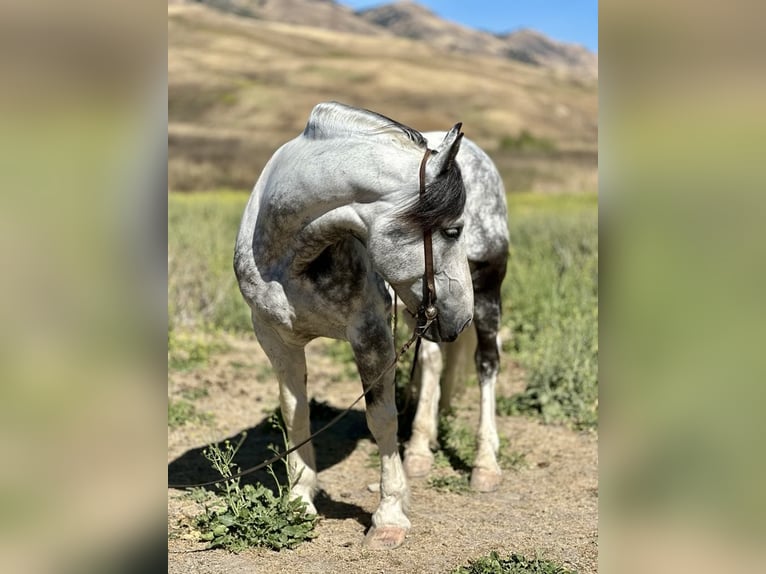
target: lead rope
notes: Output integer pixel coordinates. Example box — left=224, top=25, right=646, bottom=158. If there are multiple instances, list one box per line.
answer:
left=168, top=148, right=437, bottom=490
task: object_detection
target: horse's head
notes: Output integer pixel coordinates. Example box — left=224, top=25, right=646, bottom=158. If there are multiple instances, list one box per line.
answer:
left=368, top=125, right=473, bottom=342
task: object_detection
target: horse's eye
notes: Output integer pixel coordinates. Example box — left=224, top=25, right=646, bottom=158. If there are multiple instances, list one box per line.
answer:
left=441, top=226, right=463, bottom=240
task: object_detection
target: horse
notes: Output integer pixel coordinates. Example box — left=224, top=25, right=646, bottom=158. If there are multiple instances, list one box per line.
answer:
left=234, top=101, right=506, bottom=549
left=403, top=132, right=509, bottom=493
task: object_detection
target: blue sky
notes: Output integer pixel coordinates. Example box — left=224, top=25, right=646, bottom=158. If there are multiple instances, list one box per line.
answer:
left=340, top=1, right=598, bottom=53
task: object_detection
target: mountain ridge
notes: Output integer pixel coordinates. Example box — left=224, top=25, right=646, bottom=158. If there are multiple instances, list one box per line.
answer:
left=187, top=0, right=597, bottom=79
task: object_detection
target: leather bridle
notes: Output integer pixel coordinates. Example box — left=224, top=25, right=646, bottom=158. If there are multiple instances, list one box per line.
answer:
left=418, top=147, right=438, bottom=331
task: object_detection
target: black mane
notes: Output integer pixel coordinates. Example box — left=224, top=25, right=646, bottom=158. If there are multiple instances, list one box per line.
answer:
left=396, top=157, right=466, bottom=231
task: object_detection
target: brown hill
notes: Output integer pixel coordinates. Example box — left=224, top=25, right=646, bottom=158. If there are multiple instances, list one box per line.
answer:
left=500, top=28, right=597, bottom=80
left=168, top=3, right=597, bottom=192
left=189, top=0, right=386, bottom=35
left=357, top=1, right=508, bottom=56
left=190, top=0, right=598, bottom=78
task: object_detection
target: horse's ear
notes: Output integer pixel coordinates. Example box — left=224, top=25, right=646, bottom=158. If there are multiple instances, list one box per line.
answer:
left=430, top=123, right=463, bottom=175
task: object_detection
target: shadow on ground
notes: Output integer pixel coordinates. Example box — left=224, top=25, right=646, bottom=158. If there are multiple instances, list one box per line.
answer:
left=168, top=400, right=372, bottom=525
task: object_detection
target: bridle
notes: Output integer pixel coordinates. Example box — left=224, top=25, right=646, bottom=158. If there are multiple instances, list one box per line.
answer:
left=168, top=148, right=438, bottom=490
left=418, top=147, right=438, bottom=329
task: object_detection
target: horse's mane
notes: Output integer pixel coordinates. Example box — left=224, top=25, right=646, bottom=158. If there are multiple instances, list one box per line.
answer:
left=303, top=101, right=427, bottom=149
left=396, top=153, right=465, bottom=232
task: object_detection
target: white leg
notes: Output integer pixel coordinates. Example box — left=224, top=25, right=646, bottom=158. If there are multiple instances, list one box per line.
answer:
left=253, top=322, right=317, bottom=513
left=470, top=294, right=503, bottom=492
left=348, top=312, right=410, bottom=549
left=403, top=340, right=442, bottom=478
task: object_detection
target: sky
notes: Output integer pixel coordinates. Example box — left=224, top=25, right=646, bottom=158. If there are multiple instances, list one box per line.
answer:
left=340, top=0, right=598, bottom=53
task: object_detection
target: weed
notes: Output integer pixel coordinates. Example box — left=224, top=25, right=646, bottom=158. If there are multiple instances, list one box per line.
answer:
left=191, top=417, right=317, bottom=552
left=366, top=449, right=380, bottom=469
left=452, top=551, right=576, bottom=574
left=168, top=329, right=229, bottom=371
left=181, top=386, right=209, bottom=401
left=438, top=415, right=476, bottom=472
left=168, top=398, right=213, bottom=429
left=499, top=448, right=528, bottom=471
left=428, top=474, right=471, bottom=494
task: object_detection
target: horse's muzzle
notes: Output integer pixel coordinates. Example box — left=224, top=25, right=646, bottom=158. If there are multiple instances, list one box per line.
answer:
left=422, top=315, right=472, bottom=343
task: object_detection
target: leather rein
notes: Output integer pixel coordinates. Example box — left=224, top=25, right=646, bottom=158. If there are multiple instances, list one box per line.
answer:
left=168, top=148, right=437, bottom=490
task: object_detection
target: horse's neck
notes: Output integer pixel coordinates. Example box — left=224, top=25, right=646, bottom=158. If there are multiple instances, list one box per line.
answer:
left=254, top=139, right=415, bottom=268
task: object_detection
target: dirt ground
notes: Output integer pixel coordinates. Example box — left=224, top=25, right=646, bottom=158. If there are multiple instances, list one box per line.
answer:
left=168, top=335, right=598, bottom=573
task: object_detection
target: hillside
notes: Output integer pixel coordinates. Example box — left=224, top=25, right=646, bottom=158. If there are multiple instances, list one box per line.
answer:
left=189, top=0, right=598, bottom=78
left=189, top=0, right=387, bottom=35
left=358, top=1, right=597, bottom=79
left=168, top=2, right=598, bottom=192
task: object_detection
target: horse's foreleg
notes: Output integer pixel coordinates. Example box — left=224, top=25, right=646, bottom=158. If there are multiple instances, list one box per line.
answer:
left=470, top=284, right=504, bottom=493
left=403, top=340, right=442, bottom=478
left=253, top=322, right=317, bottom=513
left=348, top=315, right=410, bottom=549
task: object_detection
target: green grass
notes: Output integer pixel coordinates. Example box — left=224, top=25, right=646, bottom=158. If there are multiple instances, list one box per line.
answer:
left=499, top=130, right=556, bottom=154
left=452, top=551, right=577, bottom=574
left=168, top=398, right=213, bottom=429
left=168, top=191, right=251, bottom=334
left=168, top=329, right=230, bottom=371
left=501, top=192, right=598, bottom=429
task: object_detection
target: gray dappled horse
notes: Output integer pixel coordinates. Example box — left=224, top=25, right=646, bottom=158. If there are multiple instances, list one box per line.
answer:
left=234, top=102, right=507, bottom=549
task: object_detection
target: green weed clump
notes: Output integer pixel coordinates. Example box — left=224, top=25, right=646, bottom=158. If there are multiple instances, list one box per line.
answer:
left=191, top=421, right=317, bottom=552
left=168, top=398, right=212, bottom=429
left=501, top=201, right=598, bottom=429
left=428, top=474, right=471, bottom=494
left=452, top=551, right=576, bottom=574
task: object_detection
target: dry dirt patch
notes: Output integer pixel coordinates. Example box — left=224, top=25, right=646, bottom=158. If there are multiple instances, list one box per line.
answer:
left=168, top=335, right=597, bottom=573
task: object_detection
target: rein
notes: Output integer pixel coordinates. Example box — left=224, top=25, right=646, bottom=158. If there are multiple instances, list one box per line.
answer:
left=168, top=147, right=437, bottom=490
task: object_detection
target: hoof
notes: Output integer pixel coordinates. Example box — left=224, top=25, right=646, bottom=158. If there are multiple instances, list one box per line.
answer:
left=363, top=525, right=407, bottom=550
left=470, top=467, right=502, bottom=492
left=290, top=494, right=317, bottom=515
left=404, top=452, right=433, bottom=478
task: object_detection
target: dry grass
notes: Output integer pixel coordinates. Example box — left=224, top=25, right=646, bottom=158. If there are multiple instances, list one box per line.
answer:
left=168, top=3, right=597, bottom=192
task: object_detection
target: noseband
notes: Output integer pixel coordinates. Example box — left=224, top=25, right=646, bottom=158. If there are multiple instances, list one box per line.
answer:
left=418, top=148, right=438, bottom=331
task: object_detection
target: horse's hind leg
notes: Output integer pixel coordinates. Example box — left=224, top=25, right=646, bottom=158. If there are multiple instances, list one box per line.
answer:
left=403, top=339, right=442, bottom=478
left=252, top=322, right=317, bottom=514
left=470, top=259, right=507, bottom=492
left=348, top=311, right=410, bottom=549
left=439, top=324, right=477, bottom=414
